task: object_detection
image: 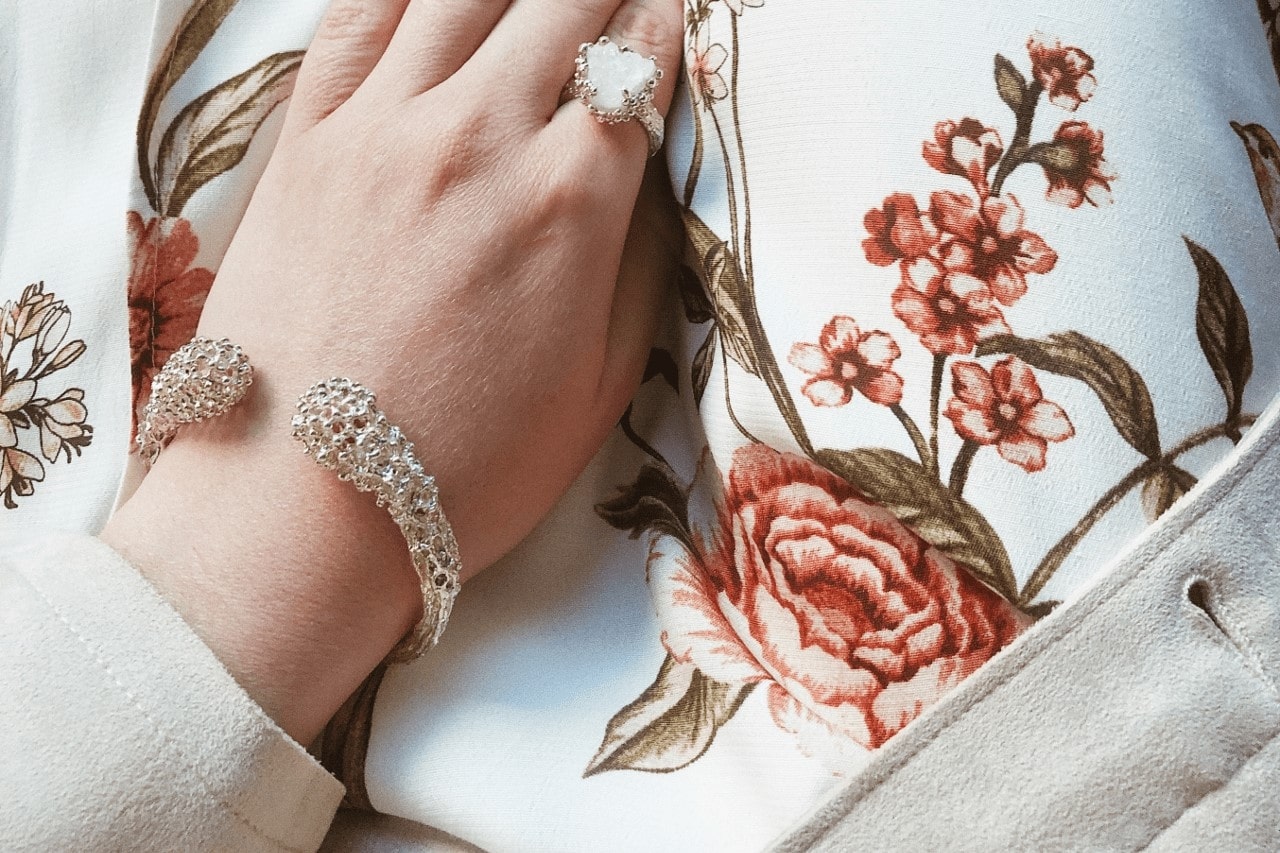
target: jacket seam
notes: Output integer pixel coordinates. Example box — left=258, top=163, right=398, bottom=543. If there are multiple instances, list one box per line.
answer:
left=794, top=416, right=1280, bottom=849
left=23, top=572, right=313, bottom=853
left=1135, top=730, right=1280, bottom=850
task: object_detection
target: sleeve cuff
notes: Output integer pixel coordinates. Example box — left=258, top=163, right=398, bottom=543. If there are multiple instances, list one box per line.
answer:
left=0, top=531, right=345, bottom=851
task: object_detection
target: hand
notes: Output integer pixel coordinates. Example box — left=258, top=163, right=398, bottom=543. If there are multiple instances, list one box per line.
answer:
left=103, top=0, right=682, bottom=743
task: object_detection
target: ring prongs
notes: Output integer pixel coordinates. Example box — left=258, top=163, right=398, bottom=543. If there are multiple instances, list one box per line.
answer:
left=572, top=36, right=662, bottom=124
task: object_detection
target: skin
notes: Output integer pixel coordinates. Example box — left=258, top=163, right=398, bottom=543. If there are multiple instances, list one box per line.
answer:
left=101, top=0, right=683, bottom=745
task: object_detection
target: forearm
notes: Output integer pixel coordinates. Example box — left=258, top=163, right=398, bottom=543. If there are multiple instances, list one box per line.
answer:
left=0, top=532, right=344, bottom=850
left=102, top=384, right=419, bottom=745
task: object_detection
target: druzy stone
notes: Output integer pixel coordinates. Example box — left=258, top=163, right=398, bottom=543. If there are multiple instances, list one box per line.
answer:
left=582, top=41, right=657, bottom=113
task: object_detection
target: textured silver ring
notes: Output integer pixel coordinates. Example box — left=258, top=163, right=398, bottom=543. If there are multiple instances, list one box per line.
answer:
left=570, top=36, right=664, bottom=156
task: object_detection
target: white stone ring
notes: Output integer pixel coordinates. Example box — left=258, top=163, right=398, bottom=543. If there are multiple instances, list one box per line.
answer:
left=569, top=37, right=664, bottom=157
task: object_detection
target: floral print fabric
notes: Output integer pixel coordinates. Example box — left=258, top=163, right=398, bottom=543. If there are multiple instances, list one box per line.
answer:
left=656, top=444, right=1023, bottom=752
left=581, top=8, right=1279, bottom=794
left=8, top=0, right=1280, bottom=850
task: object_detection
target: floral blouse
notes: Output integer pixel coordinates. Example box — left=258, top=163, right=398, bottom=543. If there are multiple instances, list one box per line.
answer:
left=4, top=0, right=1280, bottom=849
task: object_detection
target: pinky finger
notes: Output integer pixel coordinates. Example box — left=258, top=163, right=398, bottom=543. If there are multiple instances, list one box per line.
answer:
left=284, top=0, right=411, bottom=136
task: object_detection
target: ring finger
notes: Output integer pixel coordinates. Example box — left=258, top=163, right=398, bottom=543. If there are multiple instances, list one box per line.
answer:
left=544, top=0, right=682, bottom=163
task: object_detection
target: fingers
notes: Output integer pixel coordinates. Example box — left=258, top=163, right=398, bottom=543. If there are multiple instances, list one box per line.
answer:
left=362, top=0, right=514, bottom=100
left=467, top=0, right=627, bottom=118
left=596, top=157, right=683, bottom=421
left=286, top=0, right=411, bottom=134
left=544, top=0, right=683, bottom=163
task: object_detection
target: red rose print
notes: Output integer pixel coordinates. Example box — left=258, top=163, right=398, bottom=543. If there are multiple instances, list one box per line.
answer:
left=862, top=193, right=939, bottom=267
left=944, top=357, right=1075, bottom=471
left=929, top=191, right=1057, bottom=306
left=1041, top=121, right=1115, bottom=208
left=1027, top=33, right=1097, bottom=112
left=923, top=118, right=1003, bottom=196
left=892, top=257, right=1011, bottom=355
left=127, top=212, right=215, bottom=437
left=655, top=444, right=1023, bottom=750
left=688, top=28, right=728, bottom=107
left=788, top=316, right=904, bottom=407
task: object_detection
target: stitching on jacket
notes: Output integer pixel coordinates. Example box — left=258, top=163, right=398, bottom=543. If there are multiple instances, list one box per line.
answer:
left=1135, top=731, right=1280, bottom=851
left=792, top=412, right=1280, bottom=849
left=1184, top=576, right=1279, bottom=701
left=1205, top=588, right=1280, bottom=703
left=22, top=566, right=312, bottom=853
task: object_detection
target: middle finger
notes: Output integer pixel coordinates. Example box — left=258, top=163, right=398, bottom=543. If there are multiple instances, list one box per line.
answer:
left=465, top=0, right=625, bottom=119
left=366, top=0, right=515, bottom=99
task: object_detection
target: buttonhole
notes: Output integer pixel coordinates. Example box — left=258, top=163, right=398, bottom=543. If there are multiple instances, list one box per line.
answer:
left=1186, top=579, right=1229, bottom=636
left=1182, top=578, right=1223, bottom=630
left=1186, top=576, right=1275, bottom=696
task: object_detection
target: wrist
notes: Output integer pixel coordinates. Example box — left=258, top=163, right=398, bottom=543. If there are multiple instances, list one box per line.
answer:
left=102, top=379, right=420, bottom=744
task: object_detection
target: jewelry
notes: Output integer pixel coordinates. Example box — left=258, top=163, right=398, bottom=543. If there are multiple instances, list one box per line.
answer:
left=290, top=378, right=461, bottom=662
left=570, top=36, right=664, bottom=156
left=136, top=337, right=254, bottom=465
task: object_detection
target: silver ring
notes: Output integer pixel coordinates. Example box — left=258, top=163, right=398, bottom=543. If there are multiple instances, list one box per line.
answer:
left=570, top=36, right=664, bottom=157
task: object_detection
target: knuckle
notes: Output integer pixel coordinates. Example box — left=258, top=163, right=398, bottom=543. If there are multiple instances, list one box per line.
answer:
left=295, top=61, right=362, bottom=115
left=314, top=0, right=377, bottom=43
left=609, top=0, right=682, bottom=67
left=432, top=107, right=495, bottom=161
left=411, top=106, right=507, bottom=199
left=542, top=154, right=596, bottom=212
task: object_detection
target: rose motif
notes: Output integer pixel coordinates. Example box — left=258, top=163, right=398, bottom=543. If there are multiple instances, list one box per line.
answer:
left=1039, top=121, right=1115, bottom=208
left=127, top=212, right=215, bottom=438
left=945, top=357, right=1075, bottom=471
left=656, top=444, right=1023, bottom=751
left=930, top=191, right=1057, bottom=306
left=923, top=118, right=1004, bottom=195
left=788, top=317, right=904, bottom=407
left=1027, top=33, right=1097, bottom=112
left=862, top=193, right=939, bottom=267
left=891, top=257, right=1011, bottom=355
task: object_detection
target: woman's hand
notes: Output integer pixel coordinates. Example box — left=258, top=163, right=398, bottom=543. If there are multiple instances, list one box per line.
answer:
left=103, top=0, right=682, bottom=743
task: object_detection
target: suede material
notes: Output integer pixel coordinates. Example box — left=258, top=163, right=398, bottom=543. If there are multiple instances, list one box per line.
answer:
left=0, top=533, right=344, bottom=852
left=767, top=396, right=1280, bottom=852
left=1146, top=733, right=1280, bottom=850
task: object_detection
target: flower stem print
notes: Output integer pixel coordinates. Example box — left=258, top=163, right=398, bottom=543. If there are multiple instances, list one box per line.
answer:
left=785, top=35, right=1114, bottom=600
left=1003, top=236, right=1260, bottom=604
left=0, top=283, right=93, bottom=509
left=591, top=24, right=1272, bottom=779
left=682, top=0, right=813, bottom=456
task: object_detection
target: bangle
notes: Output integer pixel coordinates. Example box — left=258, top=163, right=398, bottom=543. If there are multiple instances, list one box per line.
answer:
left=290, top=378, right=461, bottom=662
left=136, top=337, right=254, bottom=464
